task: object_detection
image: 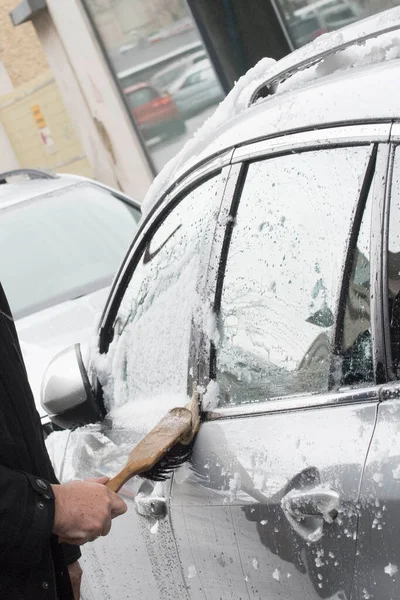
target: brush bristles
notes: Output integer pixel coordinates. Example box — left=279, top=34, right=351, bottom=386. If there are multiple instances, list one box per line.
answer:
left=140, top=440, right=195, bottom=481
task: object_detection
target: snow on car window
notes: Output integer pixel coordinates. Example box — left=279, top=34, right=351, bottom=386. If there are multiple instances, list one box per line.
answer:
left=93, top=175, right=220, bottom=420
left=216, top=145, right=372, bottom=406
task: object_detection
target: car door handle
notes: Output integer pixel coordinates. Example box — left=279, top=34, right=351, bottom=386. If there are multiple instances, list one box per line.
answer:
left=282, top=487, right=340, bottom=523
left=134, top=494, right=167, bottom=519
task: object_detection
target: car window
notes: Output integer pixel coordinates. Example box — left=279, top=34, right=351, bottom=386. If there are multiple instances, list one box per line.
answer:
left=338, top=185, right=373, bottom=387
left=182, top=72, right=201, bottom=88
left=215, top=146, right=372, bottom=407
left=0, top=183, right=140, bottom=319
left=97, top=175, right=221, bottom=412
left=125, top=87, right=158, bottom=109
left=387, top=148, right=400, bottom=377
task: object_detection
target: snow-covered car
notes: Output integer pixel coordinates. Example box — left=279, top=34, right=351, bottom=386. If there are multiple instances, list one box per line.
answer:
left=0, top=169, right=141, bottom=432
left=44, top=8, right=400, bottom=600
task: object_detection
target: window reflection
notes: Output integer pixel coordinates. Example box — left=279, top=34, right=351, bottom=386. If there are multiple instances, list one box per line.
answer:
left=277, top=0, right=400, bottom=49
left=83, top=0, right=224, bottom=172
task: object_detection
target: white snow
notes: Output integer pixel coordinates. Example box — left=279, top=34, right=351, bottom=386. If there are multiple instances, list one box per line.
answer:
left=252, top=558, right=259, bottom=570
left=187, top=565, right=197, bottom=579
left=202, top=379, right=219, bottom=411
left=272, top=568, right=280, bottom=582
left=392, top=464, right=400, bottom=479
left=372, top=471, right=384, bottom=486
left=384, top=563, right=398, bottom=577
left=277, top=31, right=400, bottom=98
left=150, top=521, right=159, bottom=535
left=140, top=56, right=276, bottom=218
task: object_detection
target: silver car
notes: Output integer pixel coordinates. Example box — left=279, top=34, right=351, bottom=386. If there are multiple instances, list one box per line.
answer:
left=168, top=58, right=225, bottom=119
left=0, top=169, right=141, bottom=432
left=44, top=7, right=400, bottom=600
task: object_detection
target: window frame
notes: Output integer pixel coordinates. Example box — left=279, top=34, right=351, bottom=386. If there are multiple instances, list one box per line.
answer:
left=381, top=135, right=400, bottom=382
left=197, top=123, right=392, bottom=419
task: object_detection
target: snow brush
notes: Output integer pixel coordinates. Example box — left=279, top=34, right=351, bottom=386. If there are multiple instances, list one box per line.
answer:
left=105, top=390, right=201, bottom=492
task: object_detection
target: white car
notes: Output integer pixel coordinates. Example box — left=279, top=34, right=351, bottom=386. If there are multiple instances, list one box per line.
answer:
left=0, top=168, right=141, bottom=432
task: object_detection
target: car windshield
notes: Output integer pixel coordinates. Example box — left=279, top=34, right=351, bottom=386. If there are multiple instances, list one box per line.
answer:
left=0, top=182, right=141, bottom=318
left=125, top=87, right=158, bottom=109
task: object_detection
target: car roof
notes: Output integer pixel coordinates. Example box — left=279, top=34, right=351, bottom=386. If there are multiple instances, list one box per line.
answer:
left=0, top=173, right=140, bottom=211
left=141, top=6, right=400, bottom=217
left=123, top=82, right=152, bottom=94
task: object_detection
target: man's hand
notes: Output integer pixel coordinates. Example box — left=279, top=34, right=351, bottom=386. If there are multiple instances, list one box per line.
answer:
left=68, top=561, right=82, bottom=600
left=51, top=477, right=127, bottom=545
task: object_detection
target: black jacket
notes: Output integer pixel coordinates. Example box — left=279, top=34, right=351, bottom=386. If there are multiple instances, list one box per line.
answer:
left=0, top=283, right=80, bottom=599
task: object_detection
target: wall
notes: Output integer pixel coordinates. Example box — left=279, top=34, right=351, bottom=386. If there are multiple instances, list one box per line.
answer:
left=0, top=0, right=49, bottom=87
left=0, top=69, right=93, bottom=177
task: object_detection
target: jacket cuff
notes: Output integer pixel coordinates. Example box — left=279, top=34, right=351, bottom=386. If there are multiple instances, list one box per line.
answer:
left=62, top=543, right=82, bottom=565
left=11, top=474, right=55, bottom=564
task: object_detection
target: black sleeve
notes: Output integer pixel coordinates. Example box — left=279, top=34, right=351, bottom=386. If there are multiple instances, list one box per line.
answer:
left=0, top=467, right=55, bottom=568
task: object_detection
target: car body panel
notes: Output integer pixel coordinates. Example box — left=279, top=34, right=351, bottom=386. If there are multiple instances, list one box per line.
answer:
left=170, top=397, right=378, bottom=599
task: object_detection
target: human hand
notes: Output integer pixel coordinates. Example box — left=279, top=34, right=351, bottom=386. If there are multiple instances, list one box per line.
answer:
left=68, top=561, right=82, bottom=600
left=52, top=477, right=127, bottom=545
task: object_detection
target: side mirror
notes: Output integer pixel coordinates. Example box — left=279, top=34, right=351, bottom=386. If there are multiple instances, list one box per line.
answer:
left=41, top=344, right=105, bottom=430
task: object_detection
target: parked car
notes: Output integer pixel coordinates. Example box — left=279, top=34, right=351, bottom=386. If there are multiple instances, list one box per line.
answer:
left=0, top=168, right=141, bottom=433
left=44, top=7, right=400, bottom=600
left=150, top=49, right=208, bottom=93
left=124, top=82, right=186, bottom=140
left=289, top=0, right=364, bottom=47
left=168, top=58, right=225, bottom=119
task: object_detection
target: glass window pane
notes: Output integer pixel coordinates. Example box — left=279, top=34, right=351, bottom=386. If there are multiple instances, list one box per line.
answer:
left=83, top=0, right=224, bottom=172
left=388, top=148, right=400, bottom=377
left=0, top=183, right=140, bottom=318
left=100, top=175, right=220, bottom=410
left=216, top=146, right=371, bottom=407
left=277, top=0, right=400, bottom=49
left=339, top=187, right=373, bottom=387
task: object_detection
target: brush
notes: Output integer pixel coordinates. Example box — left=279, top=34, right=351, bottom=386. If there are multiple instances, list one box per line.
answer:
left=105, top=390, right=200, bottom=492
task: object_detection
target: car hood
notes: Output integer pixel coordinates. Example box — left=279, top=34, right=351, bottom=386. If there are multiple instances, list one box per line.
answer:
left=15, top=288, right=109, bottom=421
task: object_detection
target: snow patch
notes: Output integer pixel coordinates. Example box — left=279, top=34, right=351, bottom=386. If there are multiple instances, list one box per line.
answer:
left=203, top=379, right=219, bottom=410
left=272, top=568, right=280, bottom=582
left=384, top=563, right=398, bottom=577
left=187, top=565, right=197, bottom=579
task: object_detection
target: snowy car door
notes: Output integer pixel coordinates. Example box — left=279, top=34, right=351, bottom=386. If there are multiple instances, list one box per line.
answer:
left=169, top=131, right=389, bottom=600
left=55, top=171, right=226, bottom=600
left=352, top=139, right=400, bottom=600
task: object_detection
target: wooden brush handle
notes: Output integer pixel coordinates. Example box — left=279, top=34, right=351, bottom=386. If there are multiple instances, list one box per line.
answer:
left=105, top=406, right=194, bottom=494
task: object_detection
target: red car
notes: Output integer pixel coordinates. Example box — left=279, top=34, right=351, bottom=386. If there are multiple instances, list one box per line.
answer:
left=124, top=82, right=186, bottom=140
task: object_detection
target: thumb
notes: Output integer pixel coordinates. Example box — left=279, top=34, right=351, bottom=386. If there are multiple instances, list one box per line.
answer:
left=86, top=476, right=110, bottom=485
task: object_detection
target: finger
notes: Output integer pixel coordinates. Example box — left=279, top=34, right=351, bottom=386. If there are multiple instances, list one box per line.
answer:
left=101, top=517, right=112, bottom=537
left=110, top=494, right=128, bottom=517
left=86, top=476, right=110, bottom=484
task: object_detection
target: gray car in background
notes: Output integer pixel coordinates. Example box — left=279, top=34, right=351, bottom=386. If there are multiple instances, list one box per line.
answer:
left=43, top=7, right=400, bottom=600
left=168, top=58, right=224, bottom=118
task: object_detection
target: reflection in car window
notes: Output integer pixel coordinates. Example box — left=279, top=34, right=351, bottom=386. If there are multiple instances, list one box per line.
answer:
left=125, top=87, right=158, bottom=109
left=339, top=186, right=373, bottom=387
left=388, top=149, right=400, bottom=377
left=216, top=146, right=371, bottom=406
left=0, top=183, right=140, bottom=319
left=100, top=176, right=220, bottom=410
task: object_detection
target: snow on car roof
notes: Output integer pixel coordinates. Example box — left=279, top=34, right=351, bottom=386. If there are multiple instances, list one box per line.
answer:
left=141, top=6, right=400, bottom=219
left=0, top=177, right=87, bottom=209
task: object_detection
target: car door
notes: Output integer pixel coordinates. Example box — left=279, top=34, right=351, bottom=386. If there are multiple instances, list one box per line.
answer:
left=55, top=166, right=229, bottom=600
left=169, top=125, right=391, bottom=600
left=352, top=135, right=400, bottom=600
